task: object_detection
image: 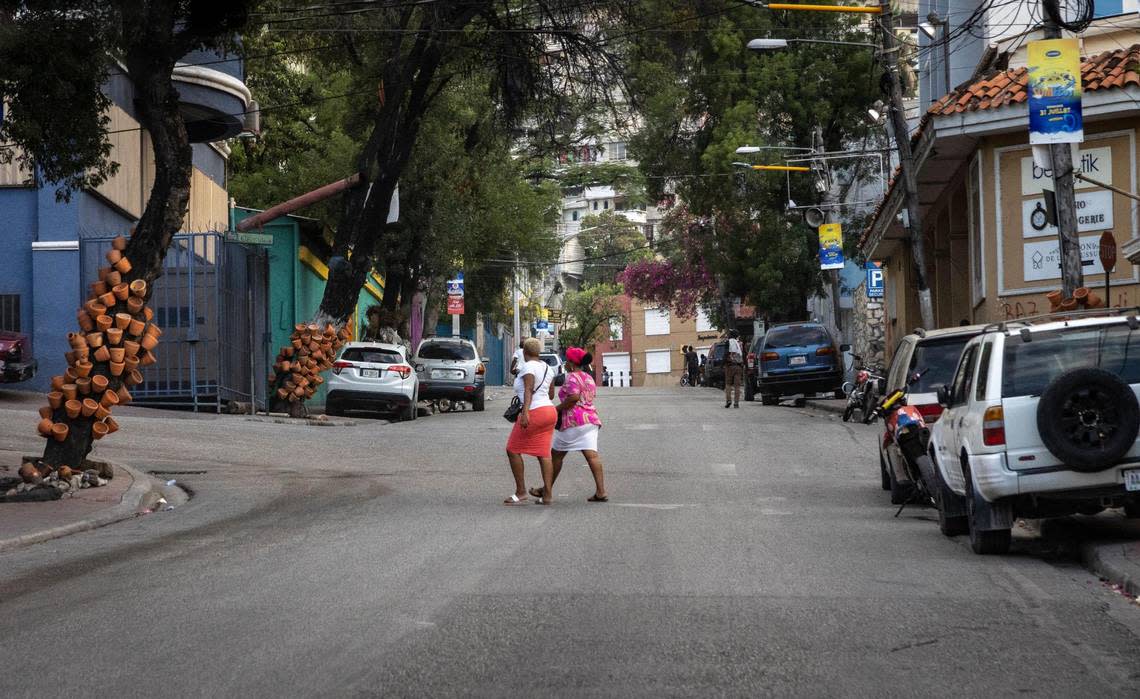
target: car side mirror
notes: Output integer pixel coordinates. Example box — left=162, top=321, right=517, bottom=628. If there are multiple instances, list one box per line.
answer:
left=936, top=384, right=952, bottom=407
left=839, top=343, right=851, bottom=352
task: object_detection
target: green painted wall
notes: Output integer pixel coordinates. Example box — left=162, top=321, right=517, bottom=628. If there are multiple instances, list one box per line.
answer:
left=233, top=207, right=383, bottom=406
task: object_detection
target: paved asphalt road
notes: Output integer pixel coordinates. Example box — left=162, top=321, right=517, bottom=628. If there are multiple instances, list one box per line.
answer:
left=2, top=387, right=1139, bottom=697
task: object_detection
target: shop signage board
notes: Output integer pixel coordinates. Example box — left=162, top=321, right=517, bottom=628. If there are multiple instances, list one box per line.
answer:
left=817, top=223, right=844, bottom=270
left=447, top=295, right=464, bottom=314
left=1020, top=146, right=1110, bottom=195
left=1023, top=234, right=1108, bottom=282
left=1021, top=189, right=1113, bottom=238
left=1027, top=38, right=1083, bottom=144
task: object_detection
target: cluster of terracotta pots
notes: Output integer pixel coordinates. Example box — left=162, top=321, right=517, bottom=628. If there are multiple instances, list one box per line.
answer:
left=270, top=323, right=350, bottom=403
left=1046, top=286, right=1104, bottom=312
left=36, top=235, right=161, bottom=456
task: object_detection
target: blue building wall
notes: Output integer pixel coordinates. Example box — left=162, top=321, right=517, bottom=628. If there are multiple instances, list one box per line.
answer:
left=433, top=319, right=507, bottom=386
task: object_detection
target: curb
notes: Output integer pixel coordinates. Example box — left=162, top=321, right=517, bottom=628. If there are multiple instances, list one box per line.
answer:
left=0, top=459, right=154, bottom=554
left=805, top=399, right=846, bottom=415
left=1080, top=539, right=1140, bottom=598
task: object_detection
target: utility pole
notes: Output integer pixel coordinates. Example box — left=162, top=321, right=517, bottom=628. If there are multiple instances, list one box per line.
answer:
left=512, top=253, right=521, bottom=344
left=813, top=127, right=845, bottom=342
left=877, top=0, right=935, bottom=330
left=1041, top=18, right=1084, bottom=296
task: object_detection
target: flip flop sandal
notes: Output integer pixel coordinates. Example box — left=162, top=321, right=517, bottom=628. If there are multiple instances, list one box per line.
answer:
left=588, top=494, right=609, bottom=502
left=536, top=499, right=552, bottom=506
left=528, top=487, right=545, bottom=499
left=503, top=494, right=529, bottom=506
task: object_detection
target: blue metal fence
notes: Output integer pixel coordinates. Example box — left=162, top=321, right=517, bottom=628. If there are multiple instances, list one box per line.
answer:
left=80, top=232, right=269, bottom=411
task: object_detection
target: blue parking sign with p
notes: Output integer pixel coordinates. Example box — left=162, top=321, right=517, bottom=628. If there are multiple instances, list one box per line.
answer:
left=865, top=261, right=884, bottom=299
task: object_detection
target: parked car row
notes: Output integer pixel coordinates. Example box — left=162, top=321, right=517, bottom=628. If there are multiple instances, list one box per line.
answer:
left=326, top=335, right=487, bottom=420
left=871, top=308, right=1140, bottom=555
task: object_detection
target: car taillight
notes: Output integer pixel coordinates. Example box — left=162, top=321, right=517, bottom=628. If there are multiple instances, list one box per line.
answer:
left=915, top=403, right=943, bottom=422
left=332, top=360, right=354, bottom=375
left=982, top=405, right=1005, bottom=446
left=387, top=365, right=412, bottom=379
left=816, top=346, right=836, bottom=356
left=762, top=352, right=779, bottom=362
left=476, top=363, right=486, bottom=376
left=746, top=352, right=756, bottom=368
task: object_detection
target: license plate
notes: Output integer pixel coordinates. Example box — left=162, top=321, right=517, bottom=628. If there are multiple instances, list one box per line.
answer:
left=361, top=369, right=379, bottom=378
left=431, top=369, right=464, bottom=379
left=1125, top=469, right=1140, bottom=492
left=789, top=356, right=807, bottom=366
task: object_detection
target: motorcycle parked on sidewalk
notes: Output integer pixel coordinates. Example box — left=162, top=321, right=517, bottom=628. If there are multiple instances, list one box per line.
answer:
left=869, top=370, right=963, bottom=528
left=842, top=357, right=885, bottom=423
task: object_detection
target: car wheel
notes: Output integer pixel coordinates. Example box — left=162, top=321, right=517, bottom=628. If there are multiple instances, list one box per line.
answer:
left=879, top=450, right=891, bottom=491
left=760, top=394, right=778, bottom=406
left=744, top=378, right=756, bottom=402
left=966, top=471, right=1011, bottom=555
left=1037, top=368, right=1140, bottom=472
left=1123, top=502, right=1140, bottom=518
left=472, top=394, right=485, bottom=412
left=325, top=402, right=341, bottom=417
left=401, top=398, right=417, bottom=421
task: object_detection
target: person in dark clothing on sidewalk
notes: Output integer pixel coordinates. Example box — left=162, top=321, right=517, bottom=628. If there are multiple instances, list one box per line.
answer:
left=724, top=330, right=744, bottom=408
left=684, top=346, right=700, bottom=388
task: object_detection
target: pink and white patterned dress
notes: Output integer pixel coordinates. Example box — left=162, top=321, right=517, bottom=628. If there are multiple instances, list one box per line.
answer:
left=552, top=370, right=602, bottom=452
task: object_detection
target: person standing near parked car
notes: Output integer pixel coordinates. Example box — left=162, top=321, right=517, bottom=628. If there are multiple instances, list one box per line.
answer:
left=504, top=338, right=557, bottom=505
left=529, top=347, right=608, bottom=503
left=685, top=346, right=700, bottom=388
left=724, top=330, right=744, bottom=408
left=509, top=341, right=525, bottom=377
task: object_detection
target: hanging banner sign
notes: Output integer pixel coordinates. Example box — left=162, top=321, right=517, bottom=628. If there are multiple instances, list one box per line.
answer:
left=817, top=223, right=845, bottom=270
left=447, top=295, right=464, bottom=315
left=1022, top=189, right=1113, bottom=238
left=865, top=260, right=885, bottom=299
left=1027, top=38, right=1083, bottom=144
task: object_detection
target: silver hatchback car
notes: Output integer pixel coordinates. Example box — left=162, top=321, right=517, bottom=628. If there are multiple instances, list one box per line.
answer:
left=412, top=336, right=487, bottom=411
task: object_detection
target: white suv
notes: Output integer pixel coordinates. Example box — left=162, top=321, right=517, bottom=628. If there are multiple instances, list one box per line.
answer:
left=327, top=342, right=419, bottom=421
left=930, top=311, right=1140, bottom=554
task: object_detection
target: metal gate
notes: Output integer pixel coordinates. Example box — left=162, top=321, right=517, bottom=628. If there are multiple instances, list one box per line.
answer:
left=80, top=231, right=269, bottom=412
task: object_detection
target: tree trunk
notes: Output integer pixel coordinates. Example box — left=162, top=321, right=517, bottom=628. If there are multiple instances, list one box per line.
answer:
left=40, top=37, right=190, bottom=471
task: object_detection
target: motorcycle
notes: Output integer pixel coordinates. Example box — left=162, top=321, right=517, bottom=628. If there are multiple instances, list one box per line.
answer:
left=869, top=370, right=945, bottom=516
left=841, top=357, right=885, bottom=423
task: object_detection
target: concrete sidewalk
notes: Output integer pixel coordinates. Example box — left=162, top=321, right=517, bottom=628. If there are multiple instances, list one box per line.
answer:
left=803, top=397, right=1140, bottom=601
left=0, top=450, right=156, bottom=552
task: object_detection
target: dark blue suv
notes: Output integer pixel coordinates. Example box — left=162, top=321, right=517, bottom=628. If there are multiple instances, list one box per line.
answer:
left=756, top=322, right=847, bottom=405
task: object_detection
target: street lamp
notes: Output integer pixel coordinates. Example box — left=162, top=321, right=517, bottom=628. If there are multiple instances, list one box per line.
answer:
left=919, top=12, right=952, bottom=97
left=747, top=37, right=878, bottom=51
left=735, top=144, right=814, bottom=155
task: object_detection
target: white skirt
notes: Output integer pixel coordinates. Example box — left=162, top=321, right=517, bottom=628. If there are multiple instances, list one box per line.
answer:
left=551, top=423, right=599, bottom=452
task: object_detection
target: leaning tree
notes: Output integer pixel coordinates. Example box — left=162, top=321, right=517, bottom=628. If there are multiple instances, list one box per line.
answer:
left=0, top=0, right=256, bottom=471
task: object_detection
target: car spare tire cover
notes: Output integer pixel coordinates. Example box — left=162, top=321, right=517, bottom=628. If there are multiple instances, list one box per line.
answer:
left=1036, top=368, right=1139, bottom=472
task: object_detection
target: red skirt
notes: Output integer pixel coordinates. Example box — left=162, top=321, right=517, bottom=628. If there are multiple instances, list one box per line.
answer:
left=506, top=406, right=557, bottom=458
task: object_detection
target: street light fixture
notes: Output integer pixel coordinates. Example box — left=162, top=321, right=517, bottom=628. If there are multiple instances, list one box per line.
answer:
left=747, top=37, right=878, bottom=51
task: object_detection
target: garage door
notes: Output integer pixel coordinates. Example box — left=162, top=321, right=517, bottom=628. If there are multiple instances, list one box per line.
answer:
left=602, top=352, right=631, bottom=387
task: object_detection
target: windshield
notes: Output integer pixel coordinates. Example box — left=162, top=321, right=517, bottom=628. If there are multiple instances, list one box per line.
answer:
left=1001, top=322, right=1140, bottom=398
left=418, top=342, right=475, bottom=361
left=909, top=336, right=972, bottom=392
left=765, top=326, right=830, bottom=349
left=341, top=347, right=403, bottom=364
left=539, top=355, right=561, bottom=367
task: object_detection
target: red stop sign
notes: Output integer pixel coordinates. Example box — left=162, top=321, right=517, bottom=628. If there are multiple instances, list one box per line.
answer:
left=1100, top=231, right=1117, bottom=272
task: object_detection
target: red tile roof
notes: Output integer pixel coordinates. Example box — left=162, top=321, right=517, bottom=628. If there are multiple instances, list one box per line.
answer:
left=860, top=45, right=1140, bottom=251
left=929, top=44, right=1140, bottom=116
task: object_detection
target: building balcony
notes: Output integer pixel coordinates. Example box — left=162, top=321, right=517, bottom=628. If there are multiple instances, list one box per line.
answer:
left=173, top=48, right=251, bottom=142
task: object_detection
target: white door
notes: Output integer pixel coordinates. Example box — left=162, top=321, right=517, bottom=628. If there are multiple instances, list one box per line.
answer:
left=602, top=352, right=631, bottom=388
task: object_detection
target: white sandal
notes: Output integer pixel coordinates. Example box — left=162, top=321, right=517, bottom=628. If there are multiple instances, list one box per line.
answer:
left=503, top=494, right=529, bottom=506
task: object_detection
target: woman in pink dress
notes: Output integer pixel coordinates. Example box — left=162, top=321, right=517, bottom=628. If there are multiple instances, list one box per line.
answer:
left=530, top=347, right=608, bottom=502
